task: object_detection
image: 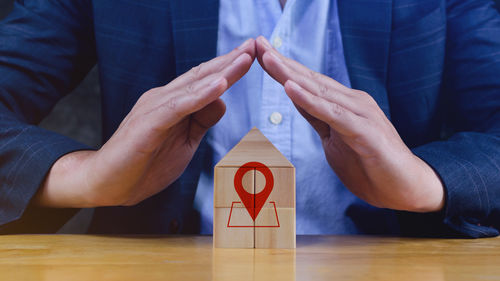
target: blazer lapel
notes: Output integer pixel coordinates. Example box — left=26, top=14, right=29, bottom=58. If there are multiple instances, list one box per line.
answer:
left=169, top=0, right=220, bottom=76
left=338, top=0, right=393, bottom=117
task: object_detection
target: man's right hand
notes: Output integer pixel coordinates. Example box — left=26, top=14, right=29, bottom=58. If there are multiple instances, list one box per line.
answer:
left=34, top=39, right=256, bottom=208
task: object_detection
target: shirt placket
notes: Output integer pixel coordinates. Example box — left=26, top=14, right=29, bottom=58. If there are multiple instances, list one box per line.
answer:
left=260, top=1, right=294, bottom=160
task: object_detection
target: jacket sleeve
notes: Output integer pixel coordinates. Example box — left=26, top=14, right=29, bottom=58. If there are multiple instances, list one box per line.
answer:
left=0, top=0, right=97, bottom=233
left=408, top=0, right=500, bottom=238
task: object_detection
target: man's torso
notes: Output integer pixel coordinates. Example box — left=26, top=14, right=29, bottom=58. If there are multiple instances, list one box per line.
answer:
left=88, top=0, right=447, bottom=234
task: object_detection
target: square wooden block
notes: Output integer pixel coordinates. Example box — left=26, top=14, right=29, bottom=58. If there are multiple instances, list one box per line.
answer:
left=213, top=208, right=254, bottom=248
left=214, top=167, right=254, bottom=208
left=255, top=208, right=296, bottom=249
left=255, top=167, right=295, bottom=208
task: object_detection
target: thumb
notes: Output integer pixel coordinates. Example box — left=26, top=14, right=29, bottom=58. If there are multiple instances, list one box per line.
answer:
left=189, top=98, right=226, bottom=142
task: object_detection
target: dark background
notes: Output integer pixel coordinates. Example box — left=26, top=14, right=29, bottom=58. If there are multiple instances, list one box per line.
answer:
left=1, top=0, right=500, bottom=233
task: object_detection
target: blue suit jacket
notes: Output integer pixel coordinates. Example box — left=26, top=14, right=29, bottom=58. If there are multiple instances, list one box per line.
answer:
left=0, top=0, right=499, bottom=237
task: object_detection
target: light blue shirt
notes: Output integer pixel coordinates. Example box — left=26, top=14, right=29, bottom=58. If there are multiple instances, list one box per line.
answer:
left=194, top=0, right=354, bottom=234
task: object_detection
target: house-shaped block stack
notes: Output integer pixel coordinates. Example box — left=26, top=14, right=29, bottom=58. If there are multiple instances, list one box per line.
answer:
left=213, top=127, right=296, bottom=249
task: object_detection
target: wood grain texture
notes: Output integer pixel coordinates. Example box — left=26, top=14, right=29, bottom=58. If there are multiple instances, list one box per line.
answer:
left=215, top=127, right=294, bottom=168
left=255, top=167, right=295, bottom=208
left=214, top=167, right=254, bottom=208
left=214, top=127, right=296, bottom=249
left=0, top=235, right=499, bottom=281
left=255, top=208, right=296, bottom=249
left=213, top=208, right=254, bottom=248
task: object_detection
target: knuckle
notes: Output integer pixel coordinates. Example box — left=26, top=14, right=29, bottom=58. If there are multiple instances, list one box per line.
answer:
left=364, top=94, right=375, bottom=104
left=165, top=96, right=178, bottom=111
left=144, top=87, right=160, bottom=95
left=308, top=69, right=319, bottom=79
left=354, top=90, right=374, bottom=103
left=296, top=75, right=307, bottom=86
left=352, top=89, right=366, bottom=96
left=318, top=84, right=330, bottom=98
left=191, top=64, right=202, bottom=76
left=137, top=87, right=158, bottom=104
left=330, top=102, right=344, bottom=117
left=188, top=64, right=204, bottom=81
left=165, top=96, right=189, bottom=119
left=198, top=62, right=206, bottom=72
left=184, top=82, right=196, bottom=96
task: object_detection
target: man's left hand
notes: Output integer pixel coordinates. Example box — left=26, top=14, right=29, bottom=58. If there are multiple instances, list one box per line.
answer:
left=256, top=36, right=445, bottom=213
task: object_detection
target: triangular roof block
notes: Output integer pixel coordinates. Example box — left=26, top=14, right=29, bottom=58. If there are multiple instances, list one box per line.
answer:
left=216, top=127, right=294, bottom=168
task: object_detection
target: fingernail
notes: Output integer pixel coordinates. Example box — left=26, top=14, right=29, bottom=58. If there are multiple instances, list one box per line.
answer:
left=237, top=38, right=252, bottom=50
left=232, top=53, right=248, bottom=65
left=259, top=36, right=272, bottom=49
left=269, top=51, right=282, bottom=63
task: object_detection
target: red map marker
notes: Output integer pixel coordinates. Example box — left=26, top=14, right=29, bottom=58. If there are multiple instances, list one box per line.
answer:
left=234, top=162, right=274, bottom=221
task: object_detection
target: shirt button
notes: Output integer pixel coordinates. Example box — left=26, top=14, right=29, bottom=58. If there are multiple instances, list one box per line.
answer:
left=273, top=36, right=282, bottom=48
left=269, top=112, right=283, bottom=125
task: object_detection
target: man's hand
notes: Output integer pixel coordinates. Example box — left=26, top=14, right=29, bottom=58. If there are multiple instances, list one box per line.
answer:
left=256, top=36, right=445, bottom=212
left=35, top=39, right=256, bottom=208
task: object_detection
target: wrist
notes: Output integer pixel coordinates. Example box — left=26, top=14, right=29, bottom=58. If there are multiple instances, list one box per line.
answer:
left=404, top=154, right=445, bottom=213
left=33, top=150, right=98, bottom=208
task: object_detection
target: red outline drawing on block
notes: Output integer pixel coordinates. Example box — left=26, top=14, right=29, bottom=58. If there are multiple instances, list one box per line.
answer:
left=227, top=201, right=280, bottom=228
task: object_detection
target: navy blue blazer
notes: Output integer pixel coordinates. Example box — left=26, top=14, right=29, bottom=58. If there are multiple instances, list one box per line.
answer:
left=0, top=0, right=499, bottom=237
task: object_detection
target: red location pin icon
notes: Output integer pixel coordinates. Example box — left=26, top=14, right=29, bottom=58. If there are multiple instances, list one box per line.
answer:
left=234, top=161, right=274, bottom=221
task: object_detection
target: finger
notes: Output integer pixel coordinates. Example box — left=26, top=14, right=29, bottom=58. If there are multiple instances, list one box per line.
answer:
left=256, top=37, right=365, bottom=116
left=262, top=50, right=364, bottom=115
left=165, top=52, right=253, bottom=110
left=152, top=53, right=253, bottom=128
left=281, top=58, right=353, bottom=98
left=184, top=38, right=255, bottom=82
left=294, top=104, right=331, bottom=140
left=189, top=98, right=226, bottom=142
left=162, top=38, right=256, bottom=92
left=220, top=52, right=255, bottom=87
left=284, top=80, right=366, bottom=138
left=255, top=36, right=287, bottom=84
left=257, top=36, right=350, bottom=95
left=134, top=98, right=226, bottom=201
left=255, top=35, right=272, bottom=69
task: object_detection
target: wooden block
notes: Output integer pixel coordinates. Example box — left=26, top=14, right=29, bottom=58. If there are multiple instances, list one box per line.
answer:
left=216, top=127, right=294, bottom=168
left=213, top=127, right=296, bottom=249
left=213, top=208, right=254, bottom=248
left=214, top=167, right=254, bottom=208
left=255, top=208, right=296, bottom=249
left=255, top=167, right=295, bottom=208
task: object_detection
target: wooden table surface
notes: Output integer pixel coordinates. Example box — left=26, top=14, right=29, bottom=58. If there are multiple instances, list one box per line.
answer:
left=0, top=235, right=499, bottom=281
